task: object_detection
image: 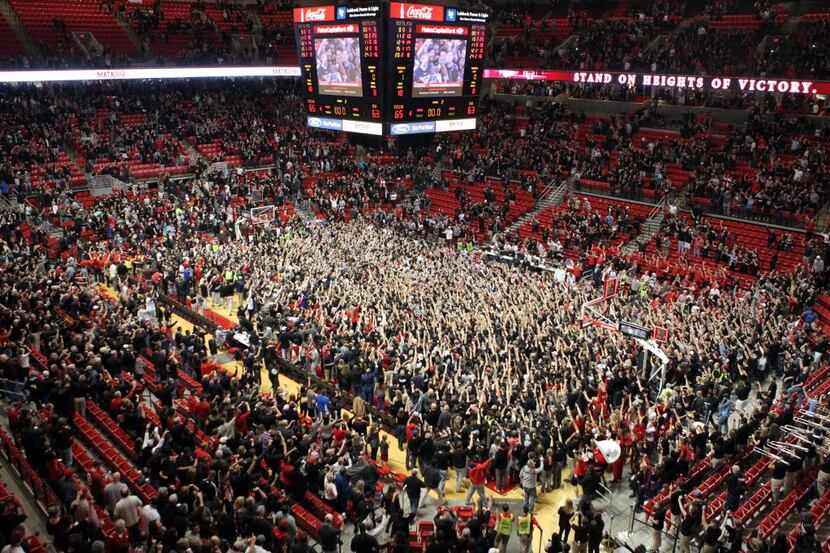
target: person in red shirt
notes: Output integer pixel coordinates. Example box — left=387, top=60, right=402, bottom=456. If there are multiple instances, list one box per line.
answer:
left=110, top=381, right=138, bottom=415
left=465, top=458, right=491, bottom=507
left=805, top=215, right=816, bottom=239
left=107, top=519, right=132, bottom=553
left=88, top=467, right=107, bottom=505
left=193, top=399, right=211, bottom=424
left=613, top=426, right=630, bottom=484
left=573, top=453, right=588, bottom=482
left=234, top=403, right=252, bottom=435
left=279, top=458, right=295, bottom=489
left=331, top=422, right=348, bottom=448
left=186, top=394, right=199, bottom=414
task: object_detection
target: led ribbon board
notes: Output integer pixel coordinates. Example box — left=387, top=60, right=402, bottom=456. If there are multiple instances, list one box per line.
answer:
left=0, top=66, right=301, bottom=83
left=482, top=69, right=829, bottom=95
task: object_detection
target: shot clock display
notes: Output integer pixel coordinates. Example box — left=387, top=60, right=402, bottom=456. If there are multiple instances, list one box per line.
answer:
left=293, top=2, right=489, bottom=136
left=294, top=4, right=385, bottom=135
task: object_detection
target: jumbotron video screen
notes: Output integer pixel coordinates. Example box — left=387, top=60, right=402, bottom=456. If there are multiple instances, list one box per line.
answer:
left=293, top=2, right=490, bottom=136
left=294, top=3, right=385, bottom=136
left=386, top=2, right=489, bottom=136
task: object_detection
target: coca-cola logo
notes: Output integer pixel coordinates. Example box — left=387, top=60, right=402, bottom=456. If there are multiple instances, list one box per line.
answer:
left=406, top=5, right=434, bottom=19
left=304, top=7, right=329, bottom=21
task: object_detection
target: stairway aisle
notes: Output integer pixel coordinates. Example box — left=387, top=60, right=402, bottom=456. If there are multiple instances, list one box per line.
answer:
left=0, top=0, right=38, bottom=58
left=622, top=200, right=666, bottom=254
left=504, top=179, right=571, bottom=234
left=115, top=12, right=144, bottom=53
left=0, top=412, right=50, bottom=541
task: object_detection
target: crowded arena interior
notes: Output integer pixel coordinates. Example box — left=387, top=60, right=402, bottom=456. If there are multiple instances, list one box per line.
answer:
left=1, top=0, right=830, bottom=553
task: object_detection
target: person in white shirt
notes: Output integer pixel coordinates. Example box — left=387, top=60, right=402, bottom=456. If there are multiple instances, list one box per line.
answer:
left=139, top=497, right=161, bottom=537
left=323, top=472, right=338, bottom=503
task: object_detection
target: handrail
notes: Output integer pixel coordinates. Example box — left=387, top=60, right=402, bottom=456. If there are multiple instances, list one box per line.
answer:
left=0, top=426, right=62, bottom=515
left=437, top=165, right=550, bottom=187
left=0, top=194, right=17, bottom=212
left=0, top=377, right=27, bottom=401
left=541, top=177, right=567, bottom=200
left=647, top=196, right=667, bottom=220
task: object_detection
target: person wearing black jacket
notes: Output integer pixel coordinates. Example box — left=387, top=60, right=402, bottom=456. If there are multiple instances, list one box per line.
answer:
left=351, top=523, right=380, bottom=553
left=785, top=454, right=803, bottom=495
left=422, top=464, right=443, bottom=506
left=433, top=444, right=450, bottom=500
left=493, top=442, right=509, bottom=491
left=403, top=469, right=425, bottom=516
left=677, top=505, right=698, bottom=553
left=771, top=459, right=788, bottom=502
left=572, top=512, right=589, bottom=553
left=724, top=465, right=745, bottom=512
left=668, top=485, right=684, bottom=531
left=318, top=514, right=341, bottom=553
left=586, top=512, right=603, bottom=553
left=700, top=513, right=723, bottom=553
left=651, top=502, right=667, bottom=553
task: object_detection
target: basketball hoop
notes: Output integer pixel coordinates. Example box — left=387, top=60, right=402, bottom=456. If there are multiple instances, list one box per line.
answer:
left=250, top=205, right=276, bottom=226
left=580, top=277, right=670, bottom=393
left=580, top=277, right=619, bottom=330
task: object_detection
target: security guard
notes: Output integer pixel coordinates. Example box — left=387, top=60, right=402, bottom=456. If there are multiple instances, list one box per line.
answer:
left=516, top=505, right=540, bottom=553
left=495, top=503, right=514, bottom=553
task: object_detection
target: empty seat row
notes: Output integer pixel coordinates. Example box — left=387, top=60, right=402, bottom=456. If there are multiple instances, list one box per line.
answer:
left=87, top=401, right=138, bottom=457
left=72, top=412, right=158, bottom=503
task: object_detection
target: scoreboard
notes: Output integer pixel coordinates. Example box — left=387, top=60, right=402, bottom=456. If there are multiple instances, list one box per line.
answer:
left=386, top=2, right=489, bottom=136
left=293, top=2, right=490, bottom=136
left=294, top=4, right=385, bottom=136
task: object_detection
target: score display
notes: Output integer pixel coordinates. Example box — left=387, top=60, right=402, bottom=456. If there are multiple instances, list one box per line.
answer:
left=386, top=3, right=489, bottom=135
left=293, top=2, right=489, bottom=136
left=294, top=4, right=385, bottom=135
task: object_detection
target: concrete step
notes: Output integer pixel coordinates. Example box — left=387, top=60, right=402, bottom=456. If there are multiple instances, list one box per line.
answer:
left=505, top=180, right=571, bottom=234
left=0, top=0, right=38, bottom=58
left=115, top=12, right=144, bottom=53
left=623, top=212, right=665, bottom=254
left=0, top=413, right=50, bottom=540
